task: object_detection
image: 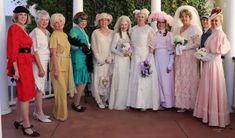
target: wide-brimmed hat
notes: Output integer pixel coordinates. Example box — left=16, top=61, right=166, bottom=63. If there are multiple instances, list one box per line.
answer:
left=94, top=12, right=112, bottom=26
left=149, top=11, right=173, bottom=25
left=133, top=8, right=150, bottom=19
left=209, top=7, right=222, bottom=20
left=13, top=6, right=29, bottom=14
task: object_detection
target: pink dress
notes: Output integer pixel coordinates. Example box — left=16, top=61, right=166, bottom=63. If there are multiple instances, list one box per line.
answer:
left=193, top=28, right=230, bottom=127
left=174, top=25, right=202, bottom=109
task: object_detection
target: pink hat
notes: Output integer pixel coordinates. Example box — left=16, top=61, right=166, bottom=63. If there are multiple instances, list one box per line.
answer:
left=94, top=12, right=113, bottom=26
left=150, top=11, right=173, bottom=25
left=209, top=7, right=222, bottom=20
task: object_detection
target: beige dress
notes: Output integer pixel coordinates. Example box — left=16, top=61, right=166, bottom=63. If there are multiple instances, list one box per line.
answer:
left=174, top=25, right=202, bottom=109
left=50, top=31, right=71, bottom=121
left=193, top=28, right=230, bottom=127
left=91, top=29, right=114, bottom=105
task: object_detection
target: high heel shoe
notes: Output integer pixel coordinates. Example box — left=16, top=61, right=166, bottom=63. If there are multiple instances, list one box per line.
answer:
left=13, top=121, right=23, bottom=129
left=71, top=103, right=86, bottom=112
left=33, top=112, right=50, bottom=119
left=33, top=112, right=52, bottom=123
left=22, top=125, right=40, bottom=137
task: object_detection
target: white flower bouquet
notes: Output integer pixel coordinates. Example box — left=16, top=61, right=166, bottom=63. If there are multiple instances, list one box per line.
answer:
left=174, top=35, right=188, bottom=55
left=194, top=48, right=218, bottom=61
left=173, top=35, right=188, bottom=47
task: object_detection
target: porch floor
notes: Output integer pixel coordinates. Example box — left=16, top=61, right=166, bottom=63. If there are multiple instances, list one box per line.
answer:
left=2, top=97, right=235, bottom=138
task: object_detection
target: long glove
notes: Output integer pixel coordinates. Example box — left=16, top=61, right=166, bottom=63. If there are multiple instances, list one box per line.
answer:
left=167, top=52, right=174, bottom=72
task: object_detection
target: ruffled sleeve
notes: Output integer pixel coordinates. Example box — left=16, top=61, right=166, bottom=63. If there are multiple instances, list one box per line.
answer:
left=186, top=25, right=202, bottom=50
left=7, top=25, right=20, bottom=62
left=147, top=27, right=156, bottom=49
left=211, top=31, right=230, bottom=54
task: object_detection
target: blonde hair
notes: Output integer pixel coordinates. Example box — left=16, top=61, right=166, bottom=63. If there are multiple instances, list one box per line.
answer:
left=179, top=9, right=192, bottom=20
left=12, top=13, right=31, bottom=25
left=50, top=13, right=65, bottom=29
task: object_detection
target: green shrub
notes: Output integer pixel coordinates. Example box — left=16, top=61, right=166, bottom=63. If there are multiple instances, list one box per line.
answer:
left=13, top=0, right=210, bottom=35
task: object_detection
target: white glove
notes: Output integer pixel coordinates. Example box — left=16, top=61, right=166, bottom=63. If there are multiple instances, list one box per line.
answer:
left=167, top=53, right=174, bottom=72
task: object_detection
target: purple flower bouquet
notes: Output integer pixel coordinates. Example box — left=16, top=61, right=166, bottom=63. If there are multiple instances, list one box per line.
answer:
left=140, top=60, right=152, bottom=78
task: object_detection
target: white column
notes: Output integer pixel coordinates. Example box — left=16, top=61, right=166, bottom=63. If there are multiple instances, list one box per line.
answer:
left=0, top=0, right=11, bottom=115
left=73, top=0, right=83, bottom=16
left=223, top=0, right=235, bottom=112
left=151, top=0, right=161, bottom=13
left=151, top=0, right=161, bottom=31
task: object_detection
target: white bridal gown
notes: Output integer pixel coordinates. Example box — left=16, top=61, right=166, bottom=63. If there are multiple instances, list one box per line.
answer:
left=127, top=25, right=160, bottom=110
left=109, top=32, right=131, bottom=110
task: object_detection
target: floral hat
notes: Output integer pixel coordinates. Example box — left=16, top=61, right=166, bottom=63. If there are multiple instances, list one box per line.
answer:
left=133, top=8, right=150, bottom=19
left=209, top=7, right=222, bottom=20
left=149, top=11, right=173, bottom=25
left=94, top=12, right=113, bottom=26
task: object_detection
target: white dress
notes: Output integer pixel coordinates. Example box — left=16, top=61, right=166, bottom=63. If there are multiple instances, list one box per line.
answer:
left=127, top=25, right=160, bottom=110
left=30, top=27, right=50, bottom=94
left=109, top=32, right=131, bottom=110
left=154, top=31, right=175, bottom=108
left=91, top=29, right=114, bottom=105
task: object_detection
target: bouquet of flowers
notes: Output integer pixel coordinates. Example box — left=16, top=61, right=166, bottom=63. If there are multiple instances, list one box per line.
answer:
left=99, top=76, right=110, bottom=95
left=140, top=60, right=152, bottom=78
left=120, top=42, right=133, bottom=56
left=194, top=48, right=217, bottom=61
left=194, top=48, right=207, bottom=59
left=173, top=35, right=188, bottom=47
left=174, top=35, right=188, bottom=55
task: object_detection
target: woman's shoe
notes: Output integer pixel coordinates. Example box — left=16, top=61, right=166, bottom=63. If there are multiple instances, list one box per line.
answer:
left=97, top=102, right=105, bottom=109
left=22, top=125, right=40, bottom=137
left=177, top=108, right=186, bottom=113
left=33, top=112, right=52, bottom=123
left=71, top=103, right=86, bottom=112
left=33, top=112, right=50, bottom=119
left=13, top=121, right=23, bottom=129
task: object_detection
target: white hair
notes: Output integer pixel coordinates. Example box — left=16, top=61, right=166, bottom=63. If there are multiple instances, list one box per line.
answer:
left=50, top=13, right=65, bottom=29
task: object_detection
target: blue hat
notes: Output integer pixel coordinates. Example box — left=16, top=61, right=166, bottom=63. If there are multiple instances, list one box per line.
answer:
left=13, top=6, right=29, bottom=14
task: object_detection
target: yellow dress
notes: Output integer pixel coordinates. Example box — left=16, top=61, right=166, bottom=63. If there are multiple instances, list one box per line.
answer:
left=50, top=31, right=71, bottom=121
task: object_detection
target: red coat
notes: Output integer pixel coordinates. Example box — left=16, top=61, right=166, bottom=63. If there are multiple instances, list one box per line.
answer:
left=7, top=24, right=36, bottom=101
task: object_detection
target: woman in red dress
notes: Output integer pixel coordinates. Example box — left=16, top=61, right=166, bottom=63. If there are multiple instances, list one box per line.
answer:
left=7, top=6, right=40, bottom=137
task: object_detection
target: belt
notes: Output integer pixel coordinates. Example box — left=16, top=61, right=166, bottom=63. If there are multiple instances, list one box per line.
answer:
left=19, top=48, right=31, bottom=53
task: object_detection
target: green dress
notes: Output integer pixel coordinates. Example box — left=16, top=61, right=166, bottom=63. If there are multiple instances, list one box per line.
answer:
left=69, top=26, right=90, bottom=85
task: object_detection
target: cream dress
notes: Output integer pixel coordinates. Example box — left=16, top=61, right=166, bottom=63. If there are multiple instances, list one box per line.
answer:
left=30, top=27, right=50, bottom=94
left=109, top=32, right=131, bottom=110
left=91, top=29, right=114, bottom=106
left=127, top=25, right=159, bottom=110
